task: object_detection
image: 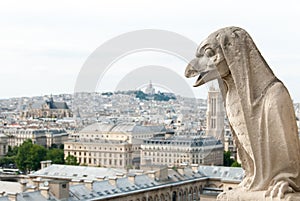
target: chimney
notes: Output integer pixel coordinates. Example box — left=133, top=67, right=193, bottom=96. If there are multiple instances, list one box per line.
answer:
left=27, top=186, right=38, bottom=192
left=32, top=177, right=42, bottom=188
left=40, top=160, right=52, bottom=169
left=128, top=173, right=136, bottom=183
left=7, top=193, right=17, bottom=201
left=116, top=173, right=124, bottom=178
left=96, top=176, right=105, bottom=181
left=108, top=176, right=117, bottom=186
left=191, top=164, right=199, bottom=173
left=84, top=180, right=94, bottom=191
left=20, top=181, right=28, bottom=192
left=177, top=166, right=185, bottom=175
left=48, top=180, right=69, bottom=201
left=39, top=187, right=49, bottom=199
left=146, top=171, right=156, bottom=179
left=71, top=179, right=82, bottom=185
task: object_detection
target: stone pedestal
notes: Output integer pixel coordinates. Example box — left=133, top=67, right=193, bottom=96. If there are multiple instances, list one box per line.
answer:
left=217, top=189, right=300, bottom=201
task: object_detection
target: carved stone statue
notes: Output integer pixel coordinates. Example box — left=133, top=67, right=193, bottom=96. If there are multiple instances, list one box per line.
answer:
left=185, top=27, right=300, bottom=200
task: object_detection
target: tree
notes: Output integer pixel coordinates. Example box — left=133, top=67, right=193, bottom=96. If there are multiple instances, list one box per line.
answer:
left=223, top=151, right=235, bottom=167
left=0, top=156, right=16, bottom=168
left=28, top=144, right=47, bottom=171
left=231, top=161, right=241, bottom=167
left=46, top=149, right=64, bottom=164
left=65, top=155, right=79, bottom=165
left=6, top=146, right=19, bottom=157
left=1, top=145, right=18, bottom=168
left=15, top=139, right=47, bottom=172
left=15, top=139, right=33, bottom=173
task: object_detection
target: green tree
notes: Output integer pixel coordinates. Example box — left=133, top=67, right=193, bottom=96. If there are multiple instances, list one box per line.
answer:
left=231, top=161, right=241, bottom=167
left=0, top=156, right=16, bottom=167
left=223, top=151, right=235, bottom=167
left=6, top=146, right=19, bottom=157
left=59, top=144, right=64, bottom=150
left=15, top=140, right=33, bottom=173
left=28, top=144, right=47, bottom=171
left=46, top=149, right=64, bottom=164
left=15, top=140, right=48, bottom=172
left=65, top=155, right=79, bottom=165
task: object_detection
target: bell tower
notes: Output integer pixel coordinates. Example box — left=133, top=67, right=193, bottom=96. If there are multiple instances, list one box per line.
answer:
left=206, top=84, right=225, bottom=143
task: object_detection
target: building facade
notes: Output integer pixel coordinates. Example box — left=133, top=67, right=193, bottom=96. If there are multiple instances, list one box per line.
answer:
left=0, top=134, right=8, bottom=157
left=0, top=128, right=68, bottom=148
left=141, top=133, right=224, bottom=166
left=21, top=96, right=72, bottom=119
left=64, top=122, right=166, bottom=168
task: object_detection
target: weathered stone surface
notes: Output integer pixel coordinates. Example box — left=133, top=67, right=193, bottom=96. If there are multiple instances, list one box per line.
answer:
left=217, top=189, right=300, bottom=201
left=185, top=27, right=300, bottom=200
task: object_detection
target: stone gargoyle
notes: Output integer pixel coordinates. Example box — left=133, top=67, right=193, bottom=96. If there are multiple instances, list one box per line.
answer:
left=185, top=27, right=300, bottom=200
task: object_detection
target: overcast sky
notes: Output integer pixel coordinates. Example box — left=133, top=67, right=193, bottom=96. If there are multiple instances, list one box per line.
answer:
left=0, top=1, right=300, bottom=101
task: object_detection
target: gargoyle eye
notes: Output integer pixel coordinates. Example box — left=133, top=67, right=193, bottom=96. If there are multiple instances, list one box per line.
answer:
left=204, top=48, right=215, bottom=57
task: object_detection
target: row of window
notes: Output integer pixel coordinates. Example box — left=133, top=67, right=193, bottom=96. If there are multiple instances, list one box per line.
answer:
left=67, top=151, right=130, bottom=158
left=149, top=158, right=204, bottom=164
left=77, top=157, right=131, bottom=167
left=143, top=152, right=206, bottom=158
left=143, top=146, right=205, bottom=152
left=66, top=145, right=132, bottom=152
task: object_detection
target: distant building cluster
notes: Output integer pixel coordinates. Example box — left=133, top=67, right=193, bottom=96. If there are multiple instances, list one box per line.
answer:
left=1, top=83, right=300, bottom=200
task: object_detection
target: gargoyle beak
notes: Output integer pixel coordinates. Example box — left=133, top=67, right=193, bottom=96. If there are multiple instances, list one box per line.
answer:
left=185, top=58, right=199, bottom=78
left=185, top=58, right=209, bottom=87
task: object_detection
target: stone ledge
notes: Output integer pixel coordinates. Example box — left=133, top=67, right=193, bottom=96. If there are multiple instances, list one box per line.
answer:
left=217, top=189, right=300, bottom=201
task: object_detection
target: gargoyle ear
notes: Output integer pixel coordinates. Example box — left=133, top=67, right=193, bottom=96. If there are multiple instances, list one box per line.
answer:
left=216, top=33, right=230, bottom=49
left=216, top=29, right=239, bottom=65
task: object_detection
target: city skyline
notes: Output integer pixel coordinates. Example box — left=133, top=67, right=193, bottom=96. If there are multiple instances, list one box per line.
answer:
left=1, top=1, right=300, bottom=101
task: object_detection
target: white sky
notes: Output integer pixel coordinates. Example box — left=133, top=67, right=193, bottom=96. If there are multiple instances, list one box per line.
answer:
left=0, top=0, right=300, bottom=101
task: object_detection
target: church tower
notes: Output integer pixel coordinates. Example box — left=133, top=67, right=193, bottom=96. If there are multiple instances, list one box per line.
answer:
left=145, top=80, right=155, bottom=95
left=206, top=84, right=225, bottom=143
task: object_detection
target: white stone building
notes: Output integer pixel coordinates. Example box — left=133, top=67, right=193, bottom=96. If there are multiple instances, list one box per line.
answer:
left=0, top=128, right=68, bottom=148
left=64, top=122, right=166, bottom=168
left=141, top=132, right=224, bottom=166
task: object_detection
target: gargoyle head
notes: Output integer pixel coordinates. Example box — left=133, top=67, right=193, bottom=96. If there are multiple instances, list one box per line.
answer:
left=185, top=29, right=230, bottom=87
